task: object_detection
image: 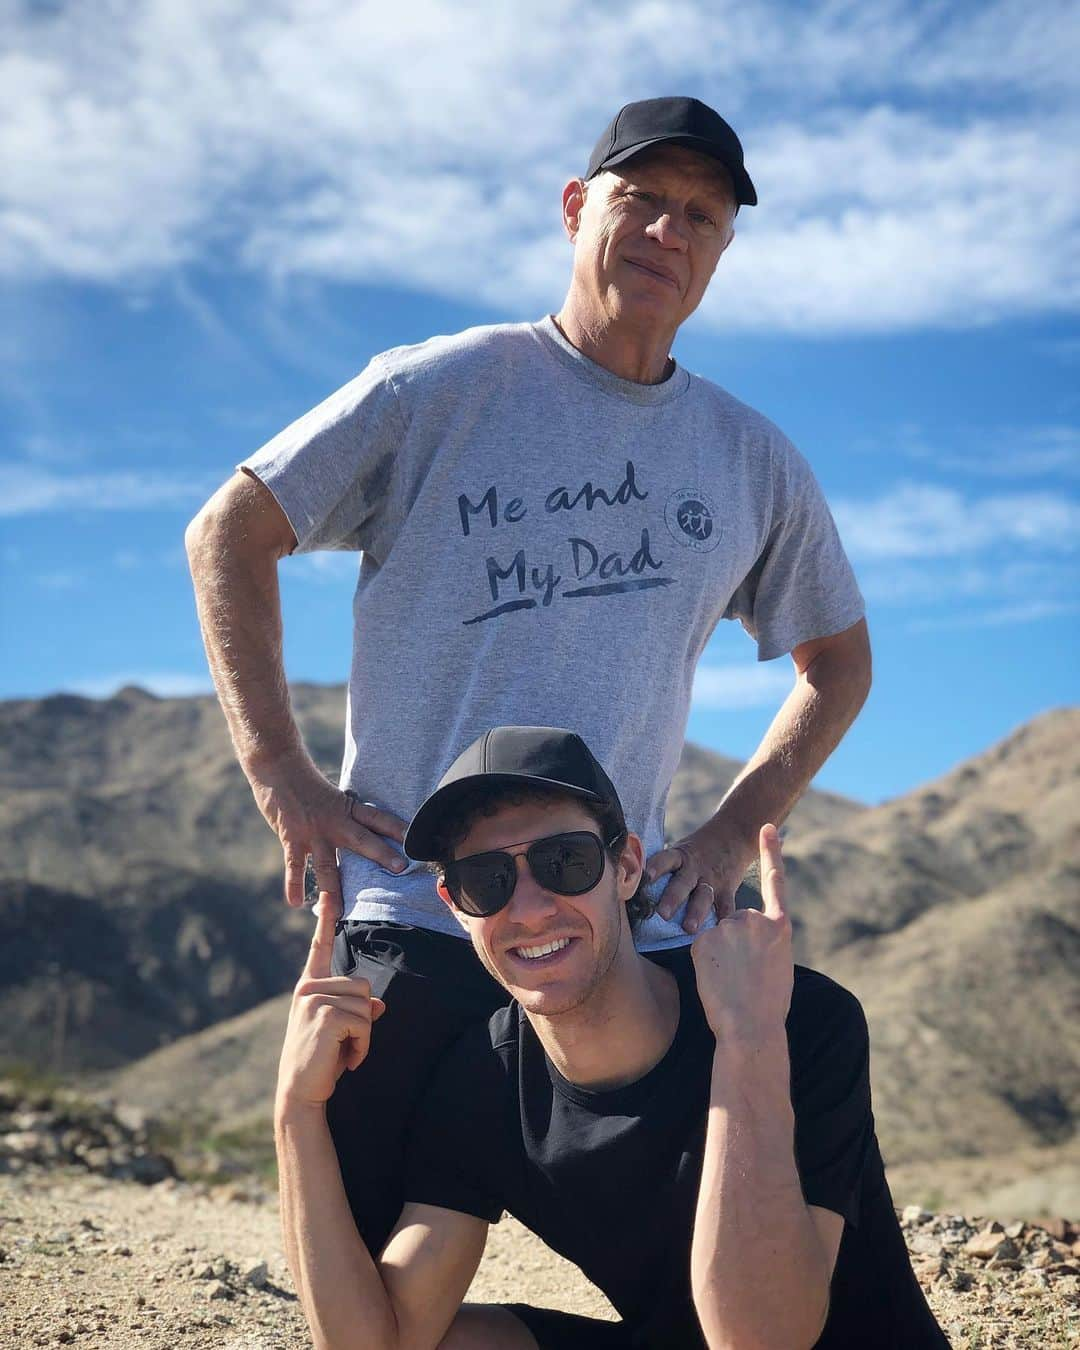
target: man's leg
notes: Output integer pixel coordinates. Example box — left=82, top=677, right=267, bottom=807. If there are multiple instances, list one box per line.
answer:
left=326, top=921, right=509, bottom=1253
left=437, top=1306, right=539, bottom=1349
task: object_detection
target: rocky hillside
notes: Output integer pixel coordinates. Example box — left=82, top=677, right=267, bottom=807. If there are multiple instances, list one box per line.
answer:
left=0, top=684, right=860, bottom=1072
left=781, top=708, right=1080, bottom=1169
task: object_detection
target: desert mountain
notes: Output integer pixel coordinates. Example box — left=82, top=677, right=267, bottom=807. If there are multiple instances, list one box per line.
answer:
left=104, top=707, right=1080, bottom=1183
left=0, top=683, right=858, bottom=1072
left=781, top=708, right=1080, bottom=1166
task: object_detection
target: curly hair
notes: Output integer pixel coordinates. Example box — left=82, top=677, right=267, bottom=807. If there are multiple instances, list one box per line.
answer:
left=425, top=781, right=654, bottom=930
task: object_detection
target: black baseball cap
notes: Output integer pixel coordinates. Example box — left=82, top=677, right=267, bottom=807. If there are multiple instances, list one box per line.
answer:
left=404, top=726, right=626, bottom=862
left=585, top=96, right=757, bottom=207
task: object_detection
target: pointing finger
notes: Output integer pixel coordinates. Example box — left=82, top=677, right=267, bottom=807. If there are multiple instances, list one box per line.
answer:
left=759, top=824, right=787, bottom=921
left=303, top=890, right=340, bottom=980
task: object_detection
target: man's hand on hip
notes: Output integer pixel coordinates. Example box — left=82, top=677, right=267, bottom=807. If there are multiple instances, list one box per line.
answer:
left=644, top=819, right=755, bottom=932
left=250, top=754, right=408, bottom=908
left=276, top=891, right=387, bottom=1115
left=690, top=825, right=794, bottom=1044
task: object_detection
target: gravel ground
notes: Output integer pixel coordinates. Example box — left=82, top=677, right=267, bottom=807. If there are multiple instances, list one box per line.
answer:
left=2, top=1170, right=1079, bottom=1349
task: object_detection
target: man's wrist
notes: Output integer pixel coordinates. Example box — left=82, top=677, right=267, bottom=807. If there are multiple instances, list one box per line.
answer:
left=709, top=1023, right=789, bottom=1075
left=274, top=1094, right=330, bottom=1134
left=243, top=739, right=317, bottom=785
left=694, top=808, right=757, bottom=872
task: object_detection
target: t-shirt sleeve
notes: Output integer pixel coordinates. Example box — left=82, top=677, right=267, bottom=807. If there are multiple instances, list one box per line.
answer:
left=403, top=1029, right=509, bottom=1225
left=788, top=974, right=875, bottom=1229
left=239, top=355, right=409, bottom=562
left=724, top=437, right=864, bottom=661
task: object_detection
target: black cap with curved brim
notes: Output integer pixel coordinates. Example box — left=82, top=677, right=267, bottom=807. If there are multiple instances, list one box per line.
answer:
left=404, top=726, right=626, bottom=862
left=585, top=96, right=757, bottom=207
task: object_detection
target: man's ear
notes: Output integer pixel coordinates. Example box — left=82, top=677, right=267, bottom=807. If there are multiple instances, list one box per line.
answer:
left=616, top=832, right=645, bottom=901
left=562, top=178, right=586, bottom=241
left=436, top=878, right=472, bottom=934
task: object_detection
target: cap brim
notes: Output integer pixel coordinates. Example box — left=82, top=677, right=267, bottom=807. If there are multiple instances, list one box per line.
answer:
left=404, top=773, right=605, bottom=862
left=595, top=134, right=757, bottom=206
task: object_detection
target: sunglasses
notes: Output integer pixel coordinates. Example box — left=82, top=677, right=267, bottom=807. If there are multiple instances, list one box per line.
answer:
left=441, top=829, right=624, bottom=917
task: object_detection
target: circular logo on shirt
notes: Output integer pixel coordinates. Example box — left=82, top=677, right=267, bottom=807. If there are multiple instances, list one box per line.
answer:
left=665, top=489, right=722, bottom=553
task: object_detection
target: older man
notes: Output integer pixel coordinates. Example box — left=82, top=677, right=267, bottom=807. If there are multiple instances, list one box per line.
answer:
left=186, top=97, right=871, bottom=1252
left=275, top=728, right=948, bottom=1349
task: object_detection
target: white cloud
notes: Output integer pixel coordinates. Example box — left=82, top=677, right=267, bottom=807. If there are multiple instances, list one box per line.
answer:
left=0, top=463, right=206, bottom=515
left=34, top=569, right=83, bottom=591
left=68, top=671, right=214, bottom=699
left=856, top=557, right=1075, bottom=608
left=833, top=483, right=1080, bottom=560
left=692, top=662, right=793, bottom=709
left=3, top=0, right=1078, bottom=333
left=891, top=425, right=1080, bottom=479
left=907, top=599, right=1080, bottom=632
left=283, top=552, right=360, bottom=584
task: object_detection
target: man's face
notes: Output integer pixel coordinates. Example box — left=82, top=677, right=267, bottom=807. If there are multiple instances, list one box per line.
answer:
left=563, top=144, right=736, bottom=336
left=438, top=798, right=641, bottom=1019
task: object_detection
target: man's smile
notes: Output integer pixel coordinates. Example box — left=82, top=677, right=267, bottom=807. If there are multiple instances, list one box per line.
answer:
left=508, top=936, right=575, bottom=964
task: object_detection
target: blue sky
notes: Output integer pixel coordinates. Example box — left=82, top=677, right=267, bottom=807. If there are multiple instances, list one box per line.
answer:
left=2, top=0, right=1078, bottom=804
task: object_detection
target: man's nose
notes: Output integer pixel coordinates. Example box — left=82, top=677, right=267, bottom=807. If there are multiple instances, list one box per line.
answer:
left=644, top=211, right=690, bottom=250
left=505, top=855, right=560, bottom=924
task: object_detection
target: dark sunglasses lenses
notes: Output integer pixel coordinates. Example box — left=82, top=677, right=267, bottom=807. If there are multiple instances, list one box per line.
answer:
left=447, top=831, right=607, bottom=916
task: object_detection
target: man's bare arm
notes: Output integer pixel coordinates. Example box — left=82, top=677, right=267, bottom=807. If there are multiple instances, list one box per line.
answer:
left=649, top=617, right=872, bottom=929
left=691, top=1038, right=842, bottom=1349
left=185, top=470, right=406, bottom=907
left=276, top=1103, right=486, bottom=1350
left=275, top=893, right=486, bottom=1349
left=690, top=828, right=843, bottom=1349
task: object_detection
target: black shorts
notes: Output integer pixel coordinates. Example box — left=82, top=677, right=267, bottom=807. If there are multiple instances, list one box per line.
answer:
left=327, top=920, right=693, bottom=1254
left=505, top=1303, right=635, bottom=1348
left=327, top=921, right=509, bottom=1252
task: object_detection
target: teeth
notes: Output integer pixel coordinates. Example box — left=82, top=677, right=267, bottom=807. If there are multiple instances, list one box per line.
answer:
left=515, top=938, right=571, bottom=960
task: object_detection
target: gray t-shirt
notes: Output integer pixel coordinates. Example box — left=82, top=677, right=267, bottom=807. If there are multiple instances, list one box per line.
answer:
left=242, top=317, right=863, bottom=948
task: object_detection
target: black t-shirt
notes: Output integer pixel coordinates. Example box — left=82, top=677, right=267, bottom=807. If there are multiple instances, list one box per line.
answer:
left=406, top=957, right=950, bottom=1349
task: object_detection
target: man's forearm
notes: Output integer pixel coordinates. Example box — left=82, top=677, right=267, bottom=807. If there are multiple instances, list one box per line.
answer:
left=691, top=1035, right=830, bottom=1350
left=185, top=489, right=306, bottom=778
left=276, top=1101, right=400, bottom=1350
left=705, top=623, right=871, bottom=859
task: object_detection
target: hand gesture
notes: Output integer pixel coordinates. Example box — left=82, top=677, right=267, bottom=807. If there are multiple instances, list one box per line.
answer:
left=645, top=822, right=755, bottom=932
left=251, top=756, right=408, bottom=908
left=275, top=892, right=387, bottom=1113
left=691, top=825, right=794, bottom=1045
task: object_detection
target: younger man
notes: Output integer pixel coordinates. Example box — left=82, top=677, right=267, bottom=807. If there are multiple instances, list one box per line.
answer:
left=275, top=727, right=949, bottom=1349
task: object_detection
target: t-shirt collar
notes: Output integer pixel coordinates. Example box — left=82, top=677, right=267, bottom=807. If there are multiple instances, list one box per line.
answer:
left=532, top=316, right=690, bottom=407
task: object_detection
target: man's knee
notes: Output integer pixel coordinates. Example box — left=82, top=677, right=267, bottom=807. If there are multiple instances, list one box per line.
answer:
left=437, top=1304, right=539, bottom=1350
